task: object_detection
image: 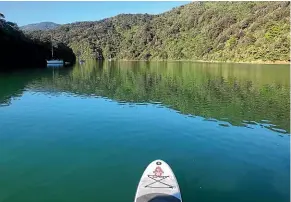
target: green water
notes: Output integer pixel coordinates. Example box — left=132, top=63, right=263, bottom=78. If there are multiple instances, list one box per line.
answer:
left=0, top=61, right=290, bottom=202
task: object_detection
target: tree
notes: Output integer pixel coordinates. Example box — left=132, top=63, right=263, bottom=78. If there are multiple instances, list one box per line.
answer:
left=0, top=13, right=5, bottom=19
left=7, top=21, right=18, bottom=30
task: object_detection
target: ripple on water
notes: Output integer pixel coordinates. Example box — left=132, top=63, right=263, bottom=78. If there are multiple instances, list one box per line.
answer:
left=135, top=102, right=148, bottom=106
left=219, top=123, right=230, bottom=127
left=203, top=118, right=218, bottom=122
left=0, top=103, right=10, bottom=107
left=242, top=120, right=258, bottom=125
left=267, top=127, right=289, bottom=134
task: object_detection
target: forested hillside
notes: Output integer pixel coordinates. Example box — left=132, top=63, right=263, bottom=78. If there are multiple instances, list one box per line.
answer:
left=0, top=15, right=75, bottom=71
left=25, top=2, right=290, bottom=62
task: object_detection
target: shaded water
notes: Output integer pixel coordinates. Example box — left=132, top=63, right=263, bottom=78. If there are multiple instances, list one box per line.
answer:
left=0, top=61, right=290, bottom=202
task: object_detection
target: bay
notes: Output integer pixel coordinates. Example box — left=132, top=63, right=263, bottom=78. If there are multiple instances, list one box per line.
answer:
left=0, top=61, right=289, bottom=202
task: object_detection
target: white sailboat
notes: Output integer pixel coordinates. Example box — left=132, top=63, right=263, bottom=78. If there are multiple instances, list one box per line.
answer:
left=47, top=35, right=63, bottom=66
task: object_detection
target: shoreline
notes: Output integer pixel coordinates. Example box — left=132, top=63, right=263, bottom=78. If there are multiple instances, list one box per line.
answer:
left=113, top=59, right=290, bottom=65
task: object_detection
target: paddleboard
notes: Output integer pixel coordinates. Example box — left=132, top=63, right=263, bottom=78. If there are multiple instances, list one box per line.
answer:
left=134, top=159, right=182, bottom=202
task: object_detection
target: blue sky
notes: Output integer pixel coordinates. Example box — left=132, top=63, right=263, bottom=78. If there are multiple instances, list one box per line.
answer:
left=0, top=1, right=189, bottom=26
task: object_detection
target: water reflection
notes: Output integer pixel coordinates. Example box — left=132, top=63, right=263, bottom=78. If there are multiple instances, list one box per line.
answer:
left=27, top=60, right=290, bottom=134
left=1, top=60, right=290, bottom=134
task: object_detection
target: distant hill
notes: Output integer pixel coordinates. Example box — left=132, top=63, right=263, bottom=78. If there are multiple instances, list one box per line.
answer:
left=25, top=2, right=290, bottom=62
left=0, top=18, right=75, bottom=70
left=21, top=22, right=60, bottom=31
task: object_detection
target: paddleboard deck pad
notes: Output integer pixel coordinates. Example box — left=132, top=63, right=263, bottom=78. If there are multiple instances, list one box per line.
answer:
left=134, top=160, right=182, bottom=202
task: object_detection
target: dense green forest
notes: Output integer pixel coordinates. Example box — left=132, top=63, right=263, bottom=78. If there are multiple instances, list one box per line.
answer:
left=0, top=14, right=75, bottom=71
left=25, top=2, right=290, bottom=62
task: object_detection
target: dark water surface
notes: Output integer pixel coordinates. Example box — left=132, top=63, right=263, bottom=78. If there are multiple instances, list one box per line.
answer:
left=0, top=61, right=289, bottom=202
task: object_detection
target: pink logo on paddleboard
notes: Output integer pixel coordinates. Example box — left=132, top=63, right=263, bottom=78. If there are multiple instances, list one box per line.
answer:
left=153, top=166, right=164, bottom=176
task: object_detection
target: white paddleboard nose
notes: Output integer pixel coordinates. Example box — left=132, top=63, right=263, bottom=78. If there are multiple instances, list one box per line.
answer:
left=134, top=159, right=182, bottom=202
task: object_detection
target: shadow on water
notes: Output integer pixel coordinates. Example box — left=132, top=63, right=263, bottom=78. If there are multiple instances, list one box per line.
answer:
left=0, top=60, right=290, bottom=134
left=0, top=67, right=71, bottom=105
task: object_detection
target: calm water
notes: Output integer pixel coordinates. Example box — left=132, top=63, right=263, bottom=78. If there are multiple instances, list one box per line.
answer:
left=0, top=61, right=290, bottom=202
